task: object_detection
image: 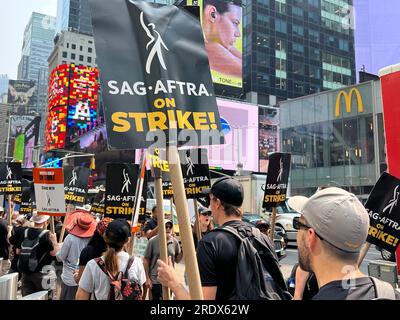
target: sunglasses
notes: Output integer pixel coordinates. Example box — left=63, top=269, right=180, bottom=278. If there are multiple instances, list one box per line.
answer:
left=165, top=225, right=173, bottom=229
left=200, top=211, right=212, bottom=217
left=293, top=217, right=324, bottom=240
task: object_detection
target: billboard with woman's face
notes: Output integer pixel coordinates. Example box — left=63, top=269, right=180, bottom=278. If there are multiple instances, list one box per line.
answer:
left=199, top=0, right=243, bottom=88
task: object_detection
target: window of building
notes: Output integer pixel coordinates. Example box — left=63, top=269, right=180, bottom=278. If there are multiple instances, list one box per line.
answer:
left=309, top=48, right=320, bottom=60
left=292, top=6, right=304, bottom=17
left=294, top=82, right=304, bottom=94
left=276, top=78, right=286, bottom=90
left=276, top=39, right=287, bottom=52
left=72, top=44, right=76, bottom=50
left=309, top=84, right=321, bottom=94
left=71, top=53, right=76, bottom=60
left=66, top=43, right=69, bottom=49
left=292, top=42, right=304, bottom=55
left=79, top=55, right=84, bottom=62
left=257, top=0, right=270, bottom=6
left=308, top=29, right=319, bottom=42
left=276, top=58, right=286, bottom=71
left=309, top=65, right=321, bottom=79
left=88, top=56, right=92, bottom=63
left=292, top=61, right=305, bottom=75
left=88, top=40, right=93, bottom=44
left=276, top=1, right=286, bottom=14
left=62, top=60, right=67, bottom=64
left=339, top=39, right=349, bottom=51
left=88, top=47, right=93, bottom=53
left=308, top=0, right=318, bottom=7
left=257, top=13, right=269, bottom=26
left=308, top=11, right=319, bottom=24
left=62, top=51, right=67, bottom=58
left=80, top=45, right=83, bottom=51
left=292, top=24, right=304, bottom=36
left=275, top=19, right=287, bottom=33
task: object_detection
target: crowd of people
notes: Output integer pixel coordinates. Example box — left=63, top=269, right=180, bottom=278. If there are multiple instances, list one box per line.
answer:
left=0, top=177, right=399, bottom=300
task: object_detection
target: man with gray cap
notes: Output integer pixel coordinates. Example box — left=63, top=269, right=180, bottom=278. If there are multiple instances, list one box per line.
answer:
left=288, top=187, right=399, bottom=299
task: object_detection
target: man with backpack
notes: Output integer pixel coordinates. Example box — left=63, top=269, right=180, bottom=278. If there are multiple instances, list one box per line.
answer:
left=14, top=213, right=60, bottom=297
left=157, top=177, right=289, bottom=300
left=288, top=187, right=400, bottom=300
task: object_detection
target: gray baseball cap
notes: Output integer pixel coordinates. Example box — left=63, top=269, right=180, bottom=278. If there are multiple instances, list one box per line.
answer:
left=287, top=187, right=369, bottom=253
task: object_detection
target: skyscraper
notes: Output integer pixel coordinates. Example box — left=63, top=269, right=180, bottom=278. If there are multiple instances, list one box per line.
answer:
left=242, top=0, right=356, bottom=104
left=17, top=12, right=56, bottom=115
left=0, top=74, right=8, bottom=103
left=56, top=0, right=94, bottom=36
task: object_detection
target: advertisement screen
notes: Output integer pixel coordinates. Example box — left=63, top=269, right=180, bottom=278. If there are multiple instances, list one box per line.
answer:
left=13, top=134, right=25, bottom=162
left=9, top=115, right=36, bottom=139
left=259, top=106, right=280, bottom=173
left=48, top=64, right=70, bottom=108
left=45, top=105, right=67, bottom=151
left=7, top=80, right=36, bottom=106
left=199, top=0, right=243, bottom=88
left=23, top=117, right=41, bottom=168
left=206, top=98, right=258, bottom=172
left=67, top=66, right=99, bottom=131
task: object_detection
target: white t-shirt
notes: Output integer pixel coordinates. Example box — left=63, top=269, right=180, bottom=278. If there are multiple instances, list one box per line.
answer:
left=79, top=251, right=146, bottom=300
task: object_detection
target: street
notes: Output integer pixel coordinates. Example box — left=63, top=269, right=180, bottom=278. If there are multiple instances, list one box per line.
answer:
left=280, top=244, right=384, bottom=279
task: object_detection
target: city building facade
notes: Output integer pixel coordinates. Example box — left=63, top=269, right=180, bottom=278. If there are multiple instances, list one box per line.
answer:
left=279, top=80, right=385, bottom=200
left=243, top=0, right=356, bottom=104
left=0, top=74, right=8, bottom=103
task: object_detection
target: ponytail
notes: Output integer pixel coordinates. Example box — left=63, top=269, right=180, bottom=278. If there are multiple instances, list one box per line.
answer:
left=104, top=246, right=119, bottom=276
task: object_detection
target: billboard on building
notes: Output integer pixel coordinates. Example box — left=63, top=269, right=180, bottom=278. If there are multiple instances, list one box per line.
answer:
left=259, top=106, right=280, bottom=173
left=206, top=98, right=258, bottom=172
left=7, top=80, right=36, bottom=107
left=9, top=114, right=36, bottom=139
left=23, top=117, right=41, bottom=168
left=13, top=133, right=25, bottom=162
left=46, top=64, right=99, bottom=151
left=67, top=65, right=99, bottom=131
left=198, top=0, right=243, bottom=88
left=45, top=106, right=67, bottom=151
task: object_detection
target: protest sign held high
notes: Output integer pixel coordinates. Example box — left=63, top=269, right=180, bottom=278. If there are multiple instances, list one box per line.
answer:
left=89, top=0, right=222, bottom=149
left=0, top=162, right=22, bottom=194
left=91, top=189, right=105, bottom=216
left=365, top=172, right=400, bottom=253
left=63, top=166, right=91, bottom=205
left=20, top=183, right=35, bottom=215
left=105, top=163, right=139, bottom=220
left=33, top=168, right=66, bottom=216
left=262, top=153, right=291, bottom=209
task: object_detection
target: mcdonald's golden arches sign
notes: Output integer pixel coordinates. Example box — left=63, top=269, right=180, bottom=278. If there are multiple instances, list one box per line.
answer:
left=335, top=88, right=363, bottom=117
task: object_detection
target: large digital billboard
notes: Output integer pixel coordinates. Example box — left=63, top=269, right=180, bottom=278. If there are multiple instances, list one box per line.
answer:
left=45, top=106, right=67, bottom=151
left=67, top=66, right=99, bottom=130
left=206, top=98, right=258, bottom=172
left=198, top=0, right=243, bottom=88
left=46, top=64, right=99, bottom=151
left=8, top=80, right=36, bottom=107
left=23, top=117, right=41, bottom=168
left=259, top=106, right=280, bottom=173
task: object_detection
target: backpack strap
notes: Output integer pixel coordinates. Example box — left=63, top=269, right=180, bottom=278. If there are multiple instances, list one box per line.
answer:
left=124, top=256, right=135, bottom=277
left=95, top=257, right=121, bottom=281
left=370, top=277, right=396, bottom=300
left=38, top=229, right=49, bottom=239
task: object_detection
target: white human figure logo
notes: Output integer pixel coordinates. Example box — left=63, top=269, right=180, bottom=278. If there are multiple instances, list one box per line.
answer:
left=121, top=169, right=131, bottom=193
left=276, top=158, right=284, bottom=182
left=186, top=154, right=194, bottom=176
left=6, top=166, right=12, bottom=180
left=69, top=169, right=78, bottom=186
left=383, top=185, right=399, bottom=215
left=140, top=11, right=169, bottom=74
left=46, top=191, right=52, bottom=207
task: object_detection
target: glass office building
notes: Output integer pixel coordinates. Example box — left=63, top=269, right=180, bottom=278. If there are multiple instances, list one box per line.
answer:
left=56, top=0, right=93, bottom=36
left=18, top=13, right=56, bottom=115
left=280, top=80, right=385, bottom=200
left=243, top=0, right=356, bottom=103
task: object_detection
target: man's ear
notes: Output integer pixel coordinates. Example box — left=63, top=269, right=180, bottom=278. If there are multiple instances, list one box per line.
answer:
left=307, top=228, right=319, bottom=251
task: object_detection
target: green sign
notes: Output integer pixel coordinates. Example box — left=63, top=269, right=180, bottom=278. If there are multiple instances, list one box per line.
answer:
left=13, top=134, right=25, bottom=163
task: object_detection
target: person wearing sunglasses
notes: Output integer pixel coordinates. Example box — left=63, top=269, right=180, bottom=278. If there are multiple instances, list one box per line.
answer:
left=192, top=207, right=214, bottom=249
left=143, top=220, right=182, bottom=300
left=288, top=187, right=399, bottom=300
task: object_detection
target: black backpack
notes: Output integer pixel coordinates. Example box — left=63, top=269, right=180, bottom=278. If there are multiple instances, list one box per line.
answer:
left=18, top=228, right=49, bottom=273
left=217, top=223, right=292, bottom=300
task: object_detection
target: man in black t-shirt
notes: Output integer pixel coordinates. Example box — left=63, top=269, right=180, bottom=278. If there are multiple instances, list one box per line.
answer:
left=288, top=187, right=400, bottom=300
left=13, top=213, right=60, bottom=297
left=142, top=206, right=159, bottom=239
left=157, top=177, right=285, bottom=300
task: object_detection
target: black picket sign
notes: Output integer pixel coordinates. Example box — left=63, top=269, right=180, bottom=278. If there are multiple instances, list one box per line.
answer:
left=63, top=166, right=91, bottom=205
left=0, top=162, right=22, bottom=195
left=365, top=172, right=400, bottom=253
left=105, top=163, right=139, bottom=220
left=262, top=153, right=291, bottom=209
left=88, top=0, right=222, bottom=149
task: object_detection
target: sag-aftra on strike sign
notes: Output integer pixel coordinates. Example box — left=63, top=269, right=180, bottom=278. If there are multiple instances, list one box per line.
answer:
left=89, top=0, right=222, bottom=149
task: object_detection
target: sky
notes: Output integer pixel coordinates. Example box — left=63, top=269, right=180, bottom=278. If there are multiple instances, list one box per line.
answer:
left=0, top=0, right=57, bottom=79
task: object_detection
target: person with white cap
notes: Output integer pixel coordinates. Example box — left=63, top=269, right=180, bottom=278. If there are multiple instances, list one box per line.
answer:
left=12, top=212, right=59, bottom=297
left=143, top=219, right=182, bottom=300
left=288, top=187, right=400, bottom=300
